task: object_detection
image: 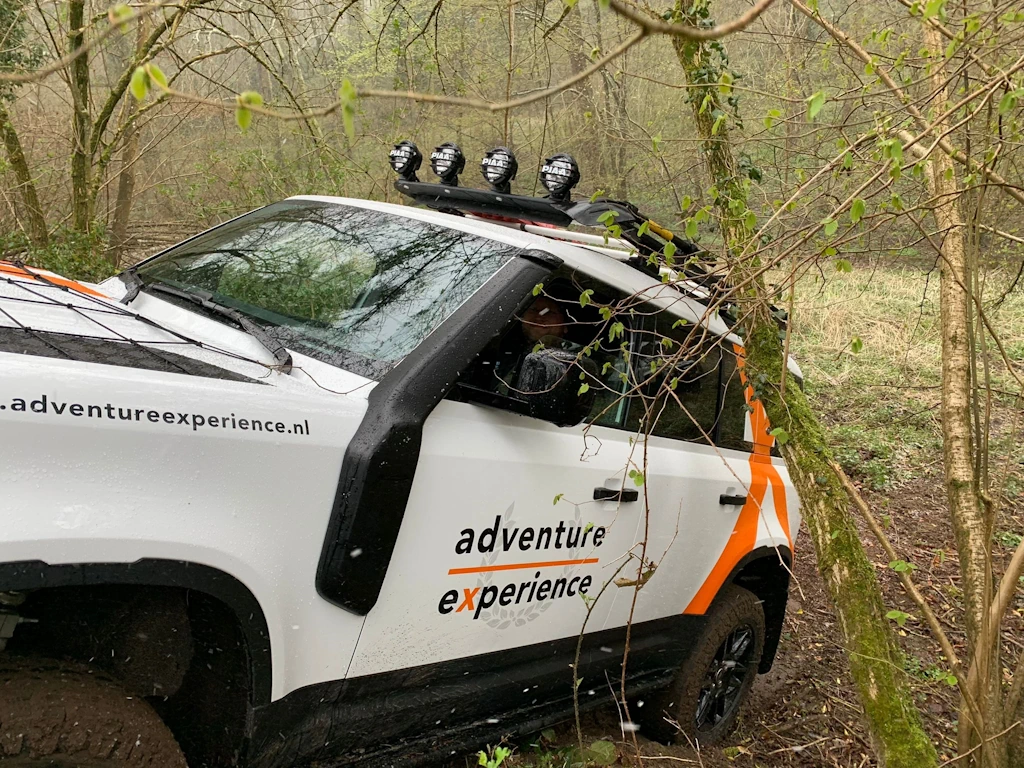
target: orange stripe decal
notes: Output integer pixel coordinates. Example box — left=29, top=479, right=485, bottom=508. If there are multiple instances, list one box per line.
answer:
left=0, top=262, right=106, bottom=298
left=683, top=345, right=790, bottom=615
left=448, top=558, right=599, bottom=575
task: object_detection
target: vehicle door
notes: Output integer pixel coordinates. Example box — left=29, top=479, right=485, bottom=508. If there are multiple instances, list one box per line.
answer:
left=612, top=301, right=794, bottom=634
left=345, top=268, right=649, bottom=724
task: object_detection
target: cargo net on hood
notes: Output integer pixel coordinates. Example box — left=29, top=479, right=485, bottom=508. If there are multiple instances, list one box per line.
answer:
left=0, top=262, right=266, bottom=383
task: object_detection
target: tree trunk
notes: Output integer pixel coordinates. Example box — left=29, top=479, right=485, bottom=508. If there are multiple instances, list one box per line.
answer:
left=0, top=103, right=47, bottom=248
left=107, top=17, right=148, bottom=268
left=920, top=21, right=1004, bottom=767
left=68, top=0, right=92, bottom=232
left=672, top=2, right=937, bottom=765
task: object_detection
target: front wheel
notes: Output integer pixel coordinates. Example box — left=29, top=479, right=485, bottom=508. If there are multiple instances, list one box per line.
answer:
left=643, top=585, right=765, bottom=746
left=0, top=658, right=188, bottom=767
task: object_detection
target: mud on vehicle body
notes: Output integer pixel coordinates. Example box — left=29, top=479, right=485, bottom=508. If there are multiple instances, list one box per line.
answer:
left=0, top=144, right=800, bottom=767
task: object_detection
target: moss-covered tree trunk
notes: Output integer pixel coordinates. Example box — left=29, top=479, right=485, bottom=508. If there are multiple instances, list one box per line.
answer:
left=68, top=0, right=92, bottom=233
left=0, top=103, right=47, bottom=248
left=672, top=3, right=936, bottom=765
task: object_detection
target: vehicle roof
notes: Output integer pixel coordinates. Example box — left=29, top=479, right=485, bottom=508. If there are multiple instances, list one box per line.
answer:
left=291, top=195, right=737, bottom=340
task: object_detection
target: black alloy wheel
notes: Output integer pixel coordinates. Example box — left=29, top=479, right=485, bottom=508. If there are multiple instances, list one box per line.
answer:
left=641, top=585, right=765, bottom=745
left=694, top=623, right=757, bottom=732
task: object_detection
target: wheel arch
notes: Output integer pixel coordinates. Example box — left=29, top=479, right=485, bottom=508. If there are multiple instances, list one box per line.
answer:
left=726, top=546, right=792, bottom=673
left=0, top=558, right=272, bottom=705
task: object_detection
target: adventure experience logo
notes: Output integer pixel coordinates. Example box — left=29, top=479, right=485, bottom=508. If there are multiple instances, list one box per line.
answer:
left=436, top=509, right=606, bottom=622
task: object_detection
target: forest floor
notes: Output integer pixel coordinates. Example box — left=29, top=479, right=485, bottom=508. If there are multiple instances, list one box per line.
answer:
left=467, top=265, right=1024, bottom=768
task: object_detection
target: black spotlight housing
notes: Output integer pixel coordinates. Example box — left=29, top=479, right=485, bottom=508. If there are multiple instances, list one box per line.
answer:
left=480, top=146, right=518, bottom=193
left=389, top=140, right=422, bottom=182
left=539, top=153, right=580, bottom=202
left=430, top=142, right=465, bottom=186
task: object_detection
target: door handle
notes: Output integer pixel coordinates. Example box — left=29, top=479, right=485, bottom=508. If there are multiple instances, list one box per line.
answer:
left=719, top=494, right=747, bottom=506
left=594, top=487, right=639, bottom=503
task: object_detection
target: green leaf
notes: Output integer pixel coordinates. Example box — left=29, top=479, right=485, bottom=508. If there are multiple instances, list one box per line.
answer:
left=835, top=259, right=853, bottom=273
left=823, top=218, right=839, bottom=237
left=807, top=91, right=826, bottom=121
left=685, top=218, right=698, bottom=238
left=851, top=335, right=863, bottom=353
left=235, top=106, right=252, bottom=131
left=850, top=198, right=865, bottom=224
left=680, top=194, right=692, bottom=212
left=145, top=63, right=167, bottom=89
left=769, top=427, right=790, bottom=445
left=589, top=188, right=606, bottom=203
left=532, top=282, right=544, bottom=296
left=889, top=559, right=918, bottom=573
left=923, top=0, right=945, bottom=19
left=651, top=135, right=662, bottom=152
left=842, top=151, right=853, bottom=170
left=586, top=740, right=617, bottom=766
left=631, top=471, right=645, bottom=487
left=886, top=609, right=910, bottom=627
left=636, top=220, right=650, bottom=237
left=238, top=90, right=263, bottom=107
left=711, top=113, right=727, bottom=135
left=577, top=383, right=590, bottom=396
left=663, top=240, right=677, bottom=262
left=744, top=210, right=757, bottom=230
left=553, top=493, right=564, bottom=506
left=999, top=89, right=1024, bottom=115
left=129, top=67, right=148, bottom=101
left=478, top=751, right=488, bottom=767
left=338, top=79, right=358, bottom=143
left=108, top=3, right=133, bottom=27
left=763, top=108, right=783, bottom=129
left=579, top=289, right=594, bottom=307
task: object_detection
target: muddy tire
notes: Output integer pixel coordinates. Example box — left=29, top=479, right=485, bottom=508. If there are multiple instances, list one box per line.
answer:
left=642, top=585, right=765, bottom=746
left=0, top=658, right=187, bottom=767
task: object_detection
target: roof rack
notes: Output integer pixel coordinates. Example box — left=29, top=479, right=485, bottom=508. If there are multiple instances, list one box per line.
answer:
left=393, top=179, right=713, bottom=281
left=387, top=140, right=740, bottom=310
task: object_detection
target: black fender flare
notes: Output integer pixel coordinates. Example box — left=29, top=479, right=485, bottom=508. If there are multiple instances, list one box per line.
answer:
left=0, top=558, right=272, bottom=705
left=726, top=545, right=793, bottom=673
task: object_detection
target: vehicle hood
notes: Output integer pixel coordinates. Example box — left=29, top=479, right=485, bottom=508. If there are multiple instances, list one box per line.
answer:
left=0, top=261, right=372, bottom=399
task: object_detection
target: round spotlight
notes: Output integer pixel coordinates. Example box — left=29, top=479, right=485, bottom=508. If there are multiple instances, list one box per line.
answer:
left=389, top=140, right=422, bottom=181
left=480, top=146, right=518, bottom=193
left=430, top=142, right=465, bottom=186
left=539, top=153, right=580, bottom=202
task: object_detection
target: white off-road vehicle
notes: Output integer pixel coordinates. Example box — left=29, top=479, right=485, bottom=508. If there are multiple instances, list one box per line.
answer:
left=0, top=142, right=800, bottom=768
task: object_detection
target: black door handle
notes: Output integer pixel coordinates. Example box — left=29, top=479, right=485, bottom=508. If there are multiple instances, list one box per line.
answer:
left=594, top=487, right=639, bottom=503
left=719, top=494, right=748, bottom=506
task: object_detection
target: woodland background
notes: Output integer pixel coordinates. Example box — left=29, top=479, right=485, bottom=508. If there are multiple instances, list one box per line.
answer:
left=3, top=0, right=1024, bottom=766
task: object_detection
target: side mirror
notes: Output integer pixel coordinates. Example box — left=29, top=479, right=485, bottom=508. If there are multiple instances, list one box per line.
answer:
left=516, top=349, right=595, bottom=427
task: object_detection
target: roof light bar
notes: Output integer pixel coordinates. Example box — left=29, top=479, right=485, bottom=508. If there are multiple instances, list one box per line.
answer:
left=480, top=146, right=518, bottom=193
left=539, top=153, right=580, bottom=202
left=430, top=142, right=465, bottom=186
left=388, top=140, right=422, bottom=182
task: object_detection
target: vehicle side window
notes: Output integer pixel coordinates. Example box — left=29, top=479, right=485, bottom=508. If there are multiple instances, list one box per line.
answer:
left=453, top=272, right=637, bottom=429
left=624, top=308, right=723, bottom=444
left=718, top=347, right=752, bottom=452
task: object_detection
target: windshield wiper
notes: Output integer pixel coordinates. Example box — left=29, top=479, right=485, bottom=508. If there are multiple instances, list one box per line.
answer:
left=119, top=269, right=144, bottom=304
left=121, top=273, right=292, bottom=373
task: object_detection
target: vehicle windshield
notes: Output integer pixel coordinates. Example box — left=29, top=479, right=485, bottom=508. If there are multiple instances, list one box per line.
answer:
left=134, top=200, right=520, bottom=380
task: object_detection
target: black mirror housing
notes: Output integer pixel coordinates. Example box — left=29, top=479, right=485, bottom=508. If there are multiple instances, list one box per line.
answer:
left=516, top=348, right=595, bottom=427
